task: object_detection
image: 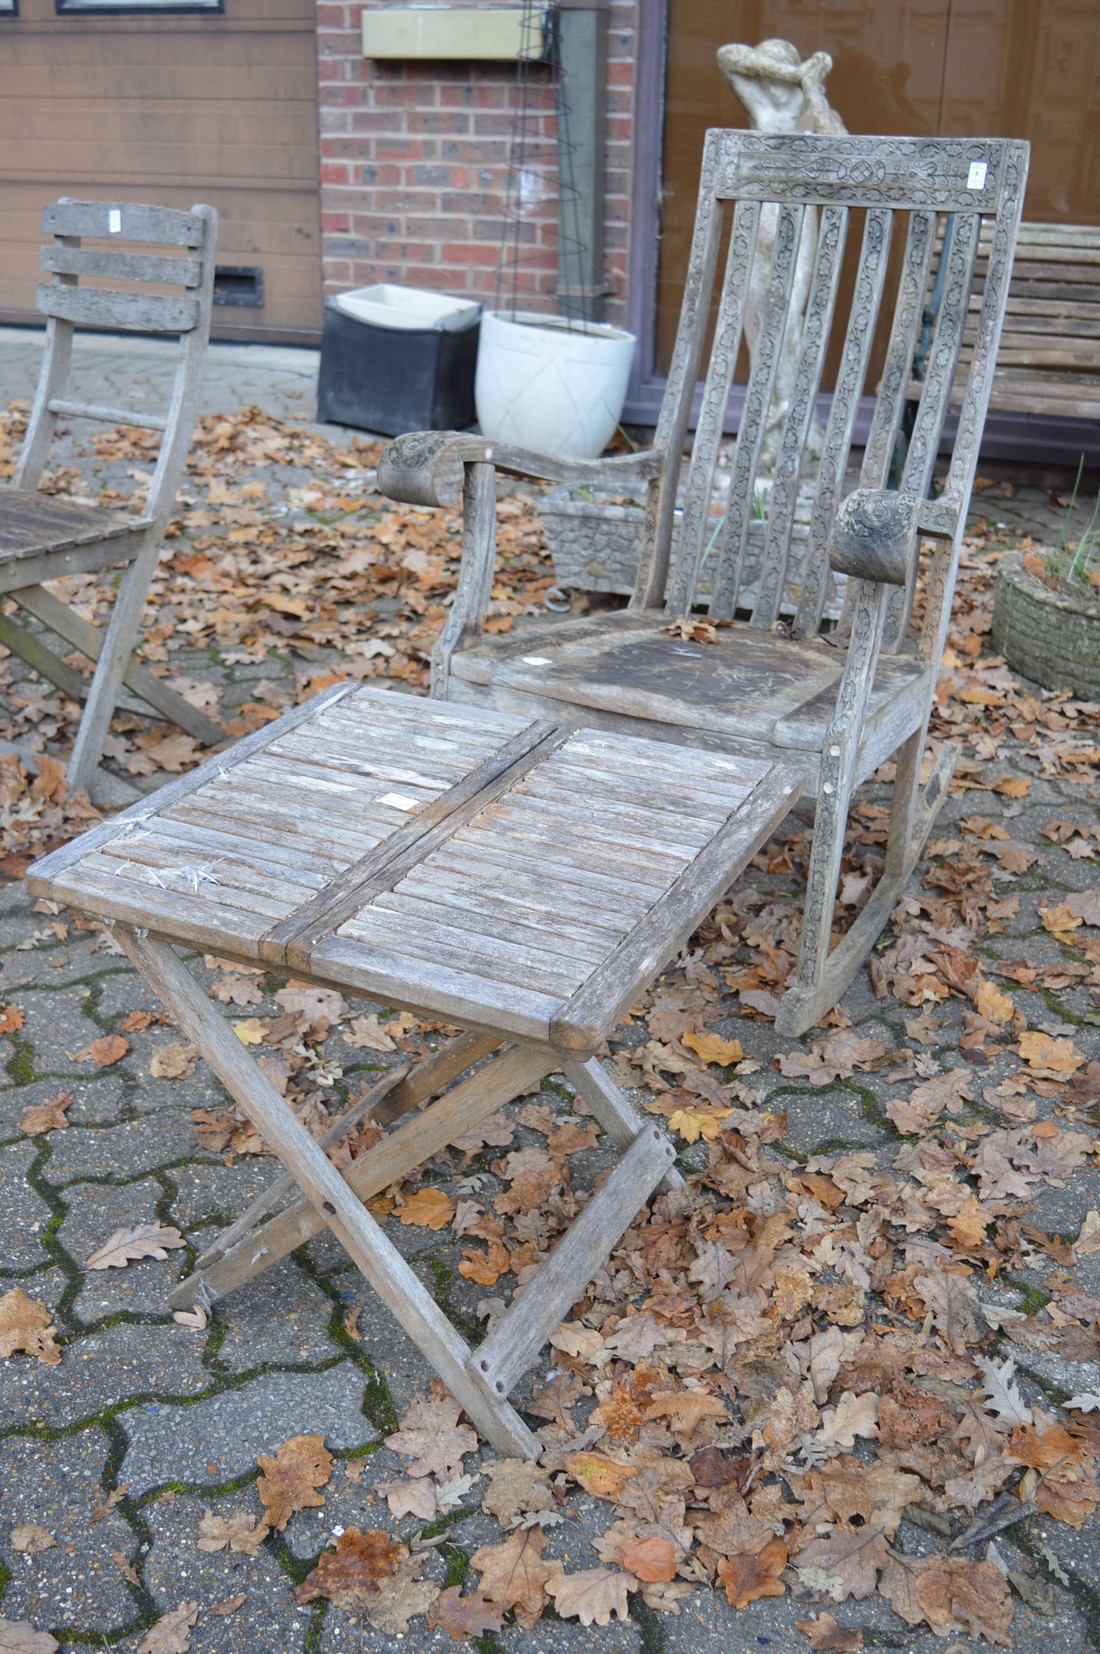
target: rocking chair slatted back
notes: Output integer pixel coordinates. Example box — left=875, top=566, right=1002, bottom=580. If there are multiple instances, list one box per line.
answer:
left=635, top=133, right=1027, bottom=638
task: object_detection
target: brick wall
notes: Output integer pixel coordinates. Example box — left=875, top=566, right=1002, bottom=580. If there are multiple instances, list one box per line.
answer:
left=315, top=2, right=639, bottom=329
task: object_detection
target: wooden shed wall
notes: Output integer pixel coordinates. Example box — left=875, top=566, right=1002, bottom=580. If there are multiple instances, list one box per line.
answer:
left=0, top=0, right=322, bottom=341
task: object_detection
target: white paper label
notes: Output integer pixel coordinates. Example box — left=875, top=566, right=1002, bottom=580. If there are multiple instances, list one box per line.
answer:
left=377, top=792, right=420, bottom=813
left=967, top=161, right=988, bottom=191
left=108, top=209, right=122, bottom=233
left=520, top=655, right=553, bottom=667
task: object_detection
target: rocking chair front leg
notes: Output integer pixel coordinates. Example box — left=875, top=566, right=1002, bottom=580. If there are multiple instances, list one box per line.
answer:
left=115, top=923, right=541, bottom=1459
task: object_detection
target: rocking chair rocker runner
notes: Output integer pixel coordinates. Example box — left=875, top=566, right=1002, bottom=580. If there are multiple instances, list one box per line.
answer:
left=376, top=132, right=1030, bottom=1036
left=0, top=200, right=223, bottom=796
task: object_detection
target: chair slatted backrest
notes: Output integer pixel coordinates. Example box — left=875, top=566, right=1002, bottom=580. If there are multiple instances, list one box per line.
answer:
left=15, top=199, right=217, bottom=531
left=634, top=133, right=1028, bottom=641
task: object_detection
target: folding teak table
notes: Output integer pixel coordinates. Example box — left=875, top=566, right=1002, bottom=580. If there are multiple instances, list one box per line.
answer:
left=29, top=685, right=800, bottom=1458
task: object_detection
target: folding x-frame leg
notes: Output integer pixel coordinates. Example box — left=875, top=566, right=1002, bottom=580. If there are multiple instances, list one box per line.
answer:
left=115, top=925, right=679, bottom=1459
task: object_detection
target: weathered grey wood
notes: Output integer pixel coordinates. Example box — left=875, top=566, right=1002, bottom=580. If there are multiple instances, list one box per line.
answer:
left=564, top=1058, right=683, bottom=1194
left=3, top=197, right=218, bottom=796
left=43, top=199, right=207, bottom=246
left=114, top=926, right=540, bottom=1459
left=13, top=584, right=225, bottom=744
left=36, top=284, right=199, bottom=334
left=377, top=430, right=660, bottom=510
left=189, top=1062, right=413, bottom=1273
left=41, top=245, right=203, bottom=288
left=372, top=131, right=1028, bottom=1030
left=46, top=398, right=169, bottom=432
left=471, top=1123, right=677, bottom=1397
left=171, top=1041, right=553, bottom=1310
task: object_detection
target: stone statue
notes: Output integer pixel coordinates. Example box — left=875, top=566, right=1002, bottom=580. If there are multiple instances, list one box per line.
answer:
left=716, top=39, right=847, bottom=471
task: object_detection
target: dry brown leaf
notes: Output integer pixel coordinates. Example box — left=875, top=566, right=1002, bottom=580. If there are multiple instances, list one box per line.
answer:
left=9, top=1526, right=56, bottom=1555
left=619, top=1534, right=678, bottom=1583
left=716, top=1538, right=788, bottom=1608
left=256, top=1434, right=333, bottom=1530
left=1019, top=1029, right=1086, bottom=1077
left=70, top=1034, right=129, bottom=1068
left=149, top=1042, right=197, bottom=1080
left=86, top=1223, right=185, bottom=1270
left=396, top=1186, right=455, bottom=1229
left=426, top=1586, right=504, bottom=1640
left=0, top=1621, right=59, bottom=1653
left=796, top=1613, right=864, bottom=1651
left=914, top=1556, right=1013, bottom=1644
left=297, top=1527, right=407, bottom=1610
left=793, top=1526, right=890, bottom=1601
left=563, top=1451, right=638, bottom=1502
left=136, top=1602, right=199, bottom=1654
left=208, top=1594, right=246, bottom=1617
left=196, top=1509, right=269, bottom=1555
left=545, top=1566, right=635, bottom=1625
left=20, top=1093, right=73, bottom=1136
left=383, top=1386, right=477, bottom=1480
left=470, top=1526, right=554, bottom=1628
left=0, top=1288, right=62, bottom=1366
left=480, top=1457, right=556, bottom=1527
left=0, top=1005, right=25, bottom=1036
left=681, top=1029, right=744, bottom=1066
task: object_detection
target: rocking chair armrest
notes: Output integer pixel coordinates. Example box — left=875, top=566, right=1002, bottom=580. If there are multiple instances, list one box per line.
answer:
left=376, top=430, right=664, bottom=509
left=829, top=489, right=962, bottom=586
left=828, top=489, right=919, bottom=586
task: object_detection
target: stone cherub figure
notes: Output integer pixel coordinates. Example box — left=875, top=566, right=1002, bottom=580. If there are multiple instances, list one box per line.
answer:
left=716, top=39, right=847, bottom=471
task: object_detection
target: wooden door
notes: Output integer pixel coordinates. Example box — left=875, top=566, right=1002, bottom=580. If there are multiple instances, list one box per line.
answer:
left=0, top=0, right=322, bottom=341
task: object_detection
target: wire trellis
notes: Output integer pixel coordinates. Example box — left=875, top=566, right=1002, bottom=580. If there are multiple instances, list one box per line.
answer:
left=493, top=0, right=593, bottom=328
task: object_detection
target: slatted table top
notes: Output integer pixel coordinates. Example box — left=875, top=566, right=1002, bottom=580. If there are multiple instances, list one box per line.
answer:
left=29, top=685, right=802, bottom=1054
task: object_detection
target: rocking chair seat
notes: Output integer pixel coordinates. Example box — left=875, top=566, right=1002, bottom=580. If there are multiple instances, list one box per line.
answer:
left=448, top=610, right=931, bottom=762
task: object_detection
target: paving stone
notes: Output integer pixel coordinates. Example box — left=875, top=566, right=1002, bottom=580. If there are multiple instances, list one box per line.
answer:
left=0, top=1139, right=54, bottom=1270
left=777, top=1086, right=889, bottom=1155
left=47, top=1114, right=210, bottom=1184
left=211, top=1257, right=343, bottom=1374
left=0, top=1320, right=209, bottom=1429
left=141, top=1489, right=309, bottom=1652
left=0, top=933, right=113, bottom=990
left=60, top=1175, right=187, bottom=1320
left=7, top=983, right=115, bottom=1079
left=121, top=1364, right=378, bottom=1494
left=168, top=1154, right=276, bottom=1234
left=0, top=1424, right=138, bottom=1634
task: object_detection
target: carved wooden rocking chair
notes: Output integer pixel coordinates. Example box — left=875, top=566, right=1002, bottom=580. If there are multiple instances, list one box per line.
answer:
left=377, top=132, right=1029, bottom=1036
left=0, top=200, right=223, bottom=796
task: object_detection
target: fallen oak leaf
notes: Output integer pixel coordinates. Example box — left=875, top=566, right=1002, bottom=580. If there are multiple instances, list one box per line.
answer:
left=0, top=1621, right=59, bottom=1653
left=0, top=1005, right=25, bottom=1037
left=197, top=1509, right=269, bottom=1555
left=480, top=1457, right=557, bottom=1528
left=149, top=1042, right=197, bottom=1080
left=208, top=1594, right=246, bottom=1617
left=562, top=1451, right=638, bottom=1502
left=20, top=1093, right=73, bottom=1136
left=545, top=1565, right=635, bottom=1626
left=426, top=1587, right=504, bottom=1640
left=136, top=1601, right=200, bottom=1654
left=9, top=1526, right=56, bottom=1555
left=795, top=1612, right=864, bottom=1651
left=296, top=1527, right=407, bottom=1610
left=256, top=1434, right=333, bottom=1530
left=383, top=1385, right=478, bottom=1481
left=619, top=1534, right=678, bottom=1583
left=681, top=1029, right=743, bottom=1066
left=396, top=1186, right=456, bottom=1229
left=0, top=1288, right=62, bottom=1366
left=86, top=1223, right=185, bottom=1270
left=69, top=1034, right=129, bottom=1068
left=470, top=1526, right=554, bottom=1628
left=717, top=1538, right=788, bottom=1607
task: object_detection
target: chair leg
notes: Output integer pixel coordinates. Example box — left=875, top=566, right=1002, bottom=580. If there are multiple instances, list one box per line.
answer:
left=168, top=1038, right=553, bottom=1311
left=563, top=1058, right=683, bottom=1194
left=113, top=923, right=541, bottom=1459
left=67, top=537, right=162, bottom=795
left=774, top=733, right=957, bottom=1038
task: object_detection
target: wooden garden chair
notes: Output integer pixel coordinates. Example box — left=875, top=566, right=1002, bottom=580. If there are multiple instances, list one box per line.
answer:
left=0, top=199, right=224, bottom=796
left=29, top=684, right=801, bottom=1455
left=376, top=133, right=1029, bottom=1036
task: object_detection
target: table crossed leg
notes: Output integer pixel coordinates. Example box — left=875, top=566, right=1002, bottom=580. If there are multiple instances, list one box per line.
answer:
left=115, top=924, right=679, bottom=1459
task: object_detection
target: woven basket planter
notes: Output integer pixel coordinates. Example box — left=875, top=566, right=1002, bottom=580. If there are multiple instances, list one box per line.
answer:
left=992, top=551, right=1100, bottom=700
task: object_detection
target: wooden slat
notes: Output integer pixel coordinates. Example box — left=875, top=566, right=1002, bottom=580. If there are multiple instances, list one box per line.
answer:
left=36, top=282, right=199, bottom=333
left=41, top=244, right=203, bottom=287
left=42, top=200, right=208, bottom=247
left=471, top=1123, right=677, bottom=1397
left=46, top=398, right=168, bottom=431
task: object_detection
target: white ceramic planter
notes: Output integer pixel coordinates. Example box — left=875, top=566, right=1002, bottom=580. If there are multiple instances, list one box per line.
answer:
left=474, top=310, right=636, bottom=460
